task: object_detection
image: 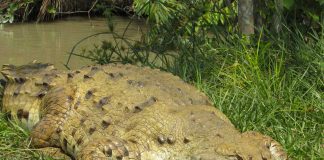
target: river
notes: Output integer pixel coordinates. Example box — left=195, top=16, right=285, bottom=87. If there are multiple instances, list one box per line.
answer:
left=0, top=16, right=145, bottom=71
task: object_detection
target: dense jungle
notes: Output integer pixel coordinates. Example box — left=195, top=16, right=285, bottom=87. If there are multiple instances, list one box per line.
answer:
left=0, top=0, right=323, bottom=159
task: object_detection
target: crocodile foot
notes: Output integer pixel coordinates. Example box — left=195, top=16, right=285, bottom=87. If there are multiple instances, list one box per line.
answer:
left=36, top=147, right=71, bottom=160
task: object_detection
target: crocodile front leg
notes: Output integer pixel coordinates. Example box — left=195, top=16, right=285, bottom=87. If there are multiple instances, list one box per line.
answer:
left=31, top=86, right=77, bottom=148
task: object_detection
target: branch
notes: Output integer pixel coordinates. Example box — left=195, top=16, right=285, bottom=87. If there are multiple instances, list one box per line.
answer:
left=55, top=0, right=98, bottom=20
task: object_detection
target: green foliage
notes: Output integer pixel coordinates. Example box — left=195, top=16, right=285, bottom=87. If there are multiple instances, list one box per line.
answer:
left=259, top=0, right=323, bottom=31
left=283, top=0, right=294, bottom=9
left=0, top=3, right=18, bottom=23
left=131, top=0, right=323, bottom=35
left=133, top=0, right=181, bottom=24
left=318, top=0, right=324, bottom=5
left=0, top=112, right=55, bottom=159
left=133, top=0, right=237, bottom=28
left=47, top=6, right=57, bottom=15
left=0, top=0, right=35, bottom=23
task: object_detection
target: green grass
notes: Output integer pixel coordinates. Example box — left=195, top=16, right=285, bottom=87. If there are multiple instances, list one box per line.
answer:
left=0, top=92, right=61, bottom=160
left=0, top=28, right=323, bottom=159
left=197, top=47, right=323, bottom=159
left=0, top=114, right=36, bottom=159
left=202, top=34, right=322, bottom=159
left=182, top=30, right=323, bottom=159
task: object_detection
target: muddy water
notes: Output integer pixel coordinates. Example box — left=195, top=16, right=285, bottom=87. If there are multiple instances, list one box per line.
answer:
left=0, top=16, right=145, bottom=71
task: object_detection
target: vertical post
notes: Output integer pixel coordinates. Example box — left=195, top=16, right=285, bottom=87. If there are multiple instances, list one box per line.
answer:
left=238, top=0, right=254, bottom=35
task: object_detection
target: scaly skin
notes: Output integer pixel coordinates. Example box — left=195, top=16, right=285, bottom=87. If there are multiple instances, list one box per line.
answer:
left=1, top=62, right=288, bottom=160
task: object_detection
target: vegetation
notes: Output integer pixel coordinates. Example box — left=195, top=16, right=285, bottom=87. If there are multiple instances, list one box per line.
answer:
left=0, top=85, right=52, bottom=159
left=0, top=0, right=101, bottom=23
left=0, top=0, right=323, bottom=159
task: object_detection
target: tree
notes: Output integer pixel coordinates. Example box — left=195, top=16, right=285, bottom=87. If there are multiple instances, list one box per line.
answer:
left=238, top=0, right=254, bottom=35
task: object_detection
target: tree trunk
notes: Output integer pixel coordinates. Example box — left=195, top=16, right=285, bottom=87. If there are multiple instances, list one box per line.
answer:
left=238, top=0, right=254, bottom=35
left=253, top=0, right=263, bottom=33
left=272, top=0, right=283, bottom=33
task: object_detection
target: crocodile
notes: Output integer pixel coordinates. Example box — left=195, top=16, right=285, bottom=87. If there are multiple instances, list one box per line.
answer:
left=0, top=62, right=288, bottom=160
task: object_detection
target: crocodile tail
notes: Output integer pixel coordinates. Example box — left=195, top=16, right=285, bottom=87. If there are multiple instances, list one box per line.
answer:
left=1, top=62, right=55, bottom=81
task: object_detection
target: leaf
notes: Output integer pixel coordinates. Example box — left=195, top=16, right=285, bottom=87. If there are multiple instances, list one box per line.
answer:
left=307, top=11, right=320, bottom=22
left=283, top=0, right=294, bottom=9
left=47, top=6, right=56, bottom=14
left=316, top=0, right=324, bottom=5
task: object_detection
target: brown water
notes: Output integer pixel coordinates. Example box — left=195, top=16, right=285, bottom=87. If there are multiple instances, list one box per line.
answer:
left=0, top=16, right=145, bottom=71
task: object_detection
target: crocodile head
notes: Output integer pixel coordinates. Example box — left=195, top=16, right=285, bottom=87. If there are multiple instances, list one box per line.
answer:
left=1, top=62, right=57, bottom=130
